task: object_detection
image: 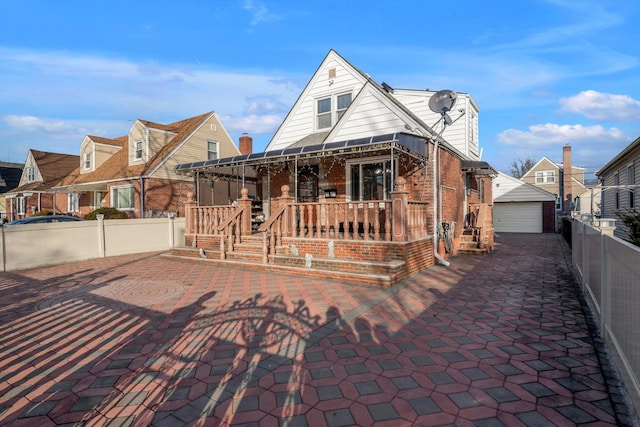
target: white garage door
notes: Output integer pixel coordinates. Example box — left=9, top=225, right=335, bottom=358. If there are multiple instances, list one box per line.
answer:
left=493, top=202, right=542, bottom=233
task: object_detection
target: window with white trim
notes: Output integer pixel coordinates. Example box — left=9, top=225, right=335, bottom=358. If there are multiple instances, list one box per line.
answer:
left=68, top=192, right=79, bottom=213
left=347, top=156, right=394, bottom=201
left=629, top=164, right=635, bottom=208
left=535, top=171, right=555, bottom=184
left=336, top=93, right=352, bottom=121
left=112, top=185, right=135, bottom=210
left=316, top=92, right=352, bottom=130
left=134, top=140, right=143, bottom=160
left=84, top=153, right=91, bottom=170
left=316, top=97, right=332, bottom=129
left=17, top=196, right=26, bottom=215
left=207, top=141, right=218, bottom=161
left=614, top=173, right=620, bottom=210
left=26, top=166, right=35, bottom=182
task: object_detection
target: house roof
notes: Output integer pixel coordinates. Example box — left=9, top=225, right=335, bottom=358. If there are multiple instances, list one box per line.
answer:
left=493, top=172, right=557, bottom=202
left=0, top=162, right=24, bottom=194
left=54, top=112, right=213, bottom=191
left=7, top=150, right=79, bottom=195
left=266, top=49, right=463, bottom=159
left=595, top=136, right=640, bottom=176
left=175, top=132, right=429, bottom=177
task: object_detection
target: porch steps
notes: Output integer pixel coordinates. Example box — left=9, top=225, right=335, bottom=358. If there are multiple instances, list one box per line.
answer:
left=457, top=229, right=489, bottom=255
left=162, top=246, right=404, bottom=287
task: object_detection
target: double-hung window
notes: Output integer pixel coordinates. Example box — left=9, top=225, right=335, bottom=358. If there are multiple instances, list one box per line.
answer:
left=112, top=185, right=135, bottom=210
left=134, top=140, right=143, bottom=160
left=336, top=93, right=352, bottom=121
left=26, top=166, right=35, bottom=182
left=207, top=141, right=218, bottom=160
left=317, top=97, right=332, bottom=129
left=347, top=157, right=394, bottom=201
left=629, top=164, right=635, bottom=208
left=84, top=153, right=91, bottom=170
left=17, top=196, right=26, bottom=215
left=614, top=173, right=620, bottom=210
left=68, top=192, right=79, bottom=213
left=535, top=171, right=555, bottom=184
left=316, top=92, right=352, bottom=130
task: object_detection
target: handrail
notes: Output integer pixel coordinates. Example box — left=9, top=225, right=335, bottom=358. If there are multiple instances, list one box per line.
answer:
left=218, top=205, right=248, bottom=259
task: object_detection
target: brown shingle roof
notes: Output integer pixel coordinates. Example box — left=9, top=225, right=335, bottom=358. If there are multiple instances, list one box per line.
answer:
left=57, top=112, right=212, bottom=187
left=9, top=150, right=79, bottom=193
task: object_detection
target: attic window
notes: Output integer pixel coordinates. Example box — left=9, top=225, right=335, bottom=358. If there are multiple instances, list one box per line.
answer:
left=316, top=92, right=353, bottom=130
left=317, top=97, right=332, bottom=129
left=26, top=166, right=35, bottom=182
left=535, top=171, right=555, bottom=184
left=328, top=68, right=336, bottom=79
left=336, top=93, right=352, bottom=121
left=84, top=153, right=91, bottom=170
left=134, top=140, right=143, bottom=160
left=208, top=141, right=218, bottom=160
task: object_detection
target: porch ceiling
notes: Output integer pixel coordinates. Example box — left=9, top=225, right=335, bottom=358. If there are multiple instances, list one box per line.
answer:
left=175, top=132, right=429, bottom=177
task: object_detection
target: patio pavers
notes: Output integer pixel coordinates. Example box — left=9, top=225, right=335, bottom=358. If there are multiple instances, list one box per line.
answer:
left=0, top=234, right=636, bottom=426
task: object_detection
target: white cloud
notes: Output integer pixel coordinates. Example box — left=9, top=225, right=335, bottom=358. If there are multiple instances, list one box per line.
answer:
left=3, top=115, right=85, bottom=139
left=221, top=114, right=283, bottom=134
left=497, top=123, right=626, bottom=147
left=559, top=90, right=640, bottom=122
left=243, top=0, right=281, bottom=27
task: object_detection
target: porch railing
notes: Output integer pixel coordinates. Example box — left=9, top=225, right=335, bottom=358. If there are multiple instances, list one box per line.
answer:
left=184, top=178, right=431, bottom=261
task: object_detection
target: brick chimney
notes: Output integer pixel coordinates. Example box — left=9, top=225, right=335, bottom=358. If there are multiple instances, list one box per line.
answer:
left=239, top=133, right=253, bottom=156
left=563, top=145, right=572, bottom=215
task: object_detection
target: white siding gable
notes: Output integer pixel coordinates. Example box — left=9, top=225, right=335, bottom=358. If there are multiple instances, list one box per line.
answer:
left=493, top=172, right=556, bottom=202
left=328, top=84, right=420, bottom=142
left=392, top=89, right=480, bottom=159
left=266, top=50, right=368, bottom=151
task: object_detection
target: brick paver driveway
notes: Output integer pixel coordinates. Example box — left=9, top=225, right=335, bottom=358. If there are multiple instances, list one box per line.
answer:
left=0, top=233, right=635, bottom=426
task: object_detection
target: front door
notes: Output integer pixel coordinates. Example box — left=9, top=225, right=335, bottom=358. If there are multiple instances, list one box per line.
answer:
left=297, top=165, right=319, bottom=203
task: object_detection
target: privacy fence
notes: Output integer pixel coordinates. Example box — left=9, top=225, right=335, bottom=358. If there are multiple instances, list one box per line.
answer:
left=571, top=219, right=640, bottom=414
left=0, top=217, right=184, bottom=271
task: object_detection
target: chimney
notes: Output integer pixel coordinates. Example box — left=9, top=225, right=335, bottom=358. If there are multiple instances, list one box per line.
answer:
left=563, top=145, right=572, bottom=215
left=239, top=133, right=252, bottom=156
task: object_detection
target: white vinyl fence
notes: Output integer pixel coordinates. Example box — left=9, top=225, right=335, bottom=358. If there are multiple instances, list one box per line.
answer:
left=572, top=219, right=640, bottom=413
left=0, top=216, right=185, bottom=271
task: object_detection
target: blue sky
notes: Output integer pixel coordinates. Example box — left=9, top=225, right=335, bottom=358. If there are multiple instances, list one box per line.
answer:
left=1, top=0, right=639, bottom=178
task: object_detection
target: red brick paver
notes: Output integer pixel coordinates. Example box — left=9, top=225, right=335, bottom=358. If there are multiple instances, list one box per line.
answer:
left=0, top=234, right=635, bottom=426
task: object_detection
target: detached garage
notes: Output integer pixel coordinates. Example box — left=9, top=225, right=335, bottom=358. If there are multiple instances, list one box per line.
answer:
left=493, top=172, right=557, bottom=233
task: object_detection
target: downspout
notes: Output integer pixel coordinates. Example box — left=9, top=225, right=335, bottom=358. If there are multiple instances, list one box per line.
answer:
left=140, top=177, right=145, bottom=218
left=432, top=139, right=450, bottom=266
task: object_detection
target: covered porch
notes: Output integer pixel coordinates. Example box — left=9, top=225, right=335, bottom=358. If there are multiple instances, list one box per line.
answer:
left=172, top=133, right=494, bottom=286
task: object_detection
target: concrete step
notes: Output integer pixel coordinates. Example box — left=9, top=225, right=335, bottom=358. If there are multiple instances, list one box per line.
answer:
left=162, top=247, right=403, bottom=287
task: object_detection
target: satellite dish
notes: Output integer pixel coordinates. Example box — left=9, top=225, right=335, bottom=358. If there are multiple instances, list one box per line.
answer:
left=428, top=90, right=457, bottom=114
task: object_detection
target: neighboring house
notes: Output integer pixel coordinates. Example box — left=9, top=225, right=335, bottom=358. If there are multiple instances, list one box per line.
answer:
left=595, top=136, right=639, bottom=242
left=574, top=185, right=602, bottom=217
left=0, top=161, right=24, bottom=222
left=174, top=50, right=496, bottom=285
left=4, top=150, right=79, bottom=222
left=521, top=145, right=586, bottom=215
left=492, top=172, right=557, bottom=233
left=52, top=112, right=245, bottom=219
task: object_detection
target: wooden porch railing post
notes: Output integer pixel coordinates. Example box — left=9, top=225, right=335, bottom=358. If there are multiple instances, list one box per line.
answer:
left=237, top=187, right=252, bottom=235
left=391, top=177, right=409, bottom=242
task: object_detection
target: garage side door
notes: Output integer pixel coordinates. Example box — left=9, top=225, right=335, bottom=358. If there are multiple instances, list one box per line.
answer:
left=493, top=202, right=542, bottom=233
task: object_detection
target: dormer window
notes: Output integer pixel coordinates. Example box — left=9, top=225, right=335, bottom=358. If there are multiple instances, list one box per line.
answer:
left=134, top=140, right=143, bottom=160
left=84, top=153, right=91, bottom=170
left=26, top=166, right=35, bottom=182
